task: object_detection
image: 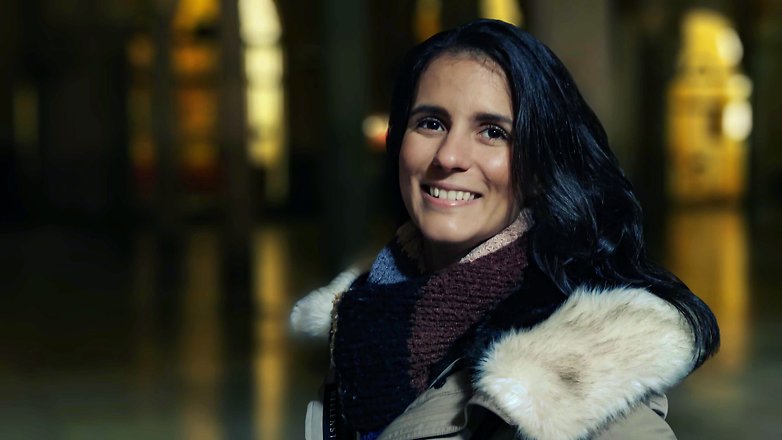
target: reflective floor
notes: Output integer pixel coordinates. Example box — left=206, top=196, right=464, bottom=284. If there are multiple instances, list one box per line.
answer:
left=1, top=206, right=781, bottom=439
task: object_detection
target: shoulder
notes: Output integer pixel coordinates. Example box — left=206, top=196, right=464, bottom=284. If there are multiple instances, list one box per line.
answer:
left=470, top=285, right=694, bottom=439
left=592, top=394, right=676, bottom=440
left=466, top=391, right=676, bottom=440
left=378, top=362, right=678, bottom=440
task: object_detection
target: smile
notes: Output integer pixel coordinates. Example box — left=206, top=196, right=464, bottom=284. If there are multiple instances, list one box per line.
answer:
left=423, top=185, right=480, bottom=201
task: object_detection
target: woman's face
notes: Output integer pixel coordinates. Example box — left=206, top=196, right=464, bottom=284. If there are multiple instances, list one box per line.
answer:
left=399, top=53, right=520, bottom=268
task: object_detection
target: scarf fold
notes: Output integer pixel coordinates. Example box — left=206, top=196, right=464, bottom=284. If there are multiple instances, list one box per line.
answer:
left=332, top=213, right=532, bottom=433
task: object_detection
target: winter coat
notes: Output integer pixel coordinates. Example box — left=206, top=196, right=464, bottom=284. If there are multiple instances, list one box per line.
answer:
left=290, top=268, right=695, bottom=440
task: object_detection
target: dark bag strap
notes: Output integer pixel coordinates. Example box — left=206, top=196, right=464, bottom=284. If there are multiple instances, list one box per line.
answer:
left=322, top=368, right=355, bottom=440
left=322, top=380, right=341, bottom=440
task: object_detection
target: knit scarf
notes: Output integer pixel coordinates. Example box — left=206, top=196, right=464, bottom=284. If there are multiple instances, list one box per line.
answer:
left=331, top=213, right=532, bottom=433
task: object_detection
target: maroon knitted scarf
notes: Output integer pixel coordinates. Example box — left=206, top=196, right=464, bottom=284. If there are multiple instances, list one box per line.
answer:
left=332, top=213, right=532, bottom=433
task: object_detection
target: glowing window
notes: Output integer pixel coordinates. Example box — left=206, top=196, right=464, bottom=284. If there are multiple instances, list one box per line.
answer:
left=666, top=9, right=752, bottom=202
left=240, top=0, right=287, bottom=204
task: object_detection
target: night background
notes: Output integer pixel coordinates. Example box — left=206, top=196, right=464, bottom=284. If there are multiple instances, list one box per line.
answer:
left=1, top=0, right=781, bottom=438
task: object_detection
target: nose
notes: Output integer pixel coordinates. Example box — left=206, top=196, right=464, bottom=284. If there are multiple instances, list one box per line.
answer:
left=432, top=131, right=471, bottom=172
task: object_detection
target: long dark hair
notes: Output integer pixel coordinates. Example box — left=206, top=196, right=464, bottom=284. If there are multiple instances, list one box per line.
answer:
left=386, top=19, right=718, bottom=368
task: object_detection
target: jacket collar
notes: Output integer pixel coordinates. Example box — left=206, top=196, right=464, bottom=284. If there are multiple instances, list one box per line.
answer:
left=290, top=273, right=695, bottom=440
left=472, top=285, right=694, bottom=439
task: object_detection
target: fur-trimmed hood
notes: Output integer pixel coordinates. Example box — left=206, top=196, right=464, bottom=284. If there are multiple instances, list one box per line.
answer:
left=290, top=270, right=696, bottom=440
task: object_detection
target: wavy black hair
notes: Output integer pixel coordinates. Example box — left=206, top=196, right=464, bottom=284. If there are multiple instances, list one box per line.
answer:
left=385, top=19, right=718, bottom=368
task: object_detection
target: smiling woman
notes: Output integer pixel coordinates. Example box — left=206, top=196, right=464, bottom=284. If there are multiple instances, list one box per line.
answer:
left=400, top=54, right=518, bottom=271
left=291, top=19, right=720, bottom=440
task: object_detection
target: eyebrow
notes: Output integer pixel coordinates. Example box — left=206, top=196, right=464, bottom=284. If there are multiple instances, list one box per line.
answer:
left=474, top=112, right=513, bottom=126
left=409, top=105, right=513, bottom=126
left=409, top=105, right=448, bottom=119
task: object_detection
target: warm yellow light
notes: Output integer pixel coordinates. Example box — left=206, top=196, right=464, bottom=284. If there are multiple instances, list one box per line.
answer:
left=363, top=113, right=389, bottom=151
left=177, top=89, right=217, bottom=137
left=716, top=28, right=743, bottom=66
left=247, top=86, right=284, bottom=164
left=173, top=43, right=218, bottom=75
left=678, top=9, right=743, bottom=70
left=240, top=0, right=288, bottom=204
left=722, top=100, right=752, bottom=141
left=245, top=46, right=284, bottom=84
left=253, top=227, right=290, bottom=440
left=727, top=73, right=753, bottom=96
left=479, top=0, right=524, bottom=26
left=173, top=0, right=219, bottom=32
left=667, top=9, right=752, bottom=203
left=414, top=0, right=442, bottom=41
left=179, top=231, right=222, bottom=440
left=666, top=208, right=748, bottom=371
left=239, top=0, right=282, bottom=45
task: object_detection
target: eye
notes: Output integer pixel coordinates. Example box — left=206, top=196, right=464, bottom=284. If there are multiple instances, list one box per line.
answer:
left=479, top=125, right=510, bottom=142
left=416, top=117, right=445, bottom=132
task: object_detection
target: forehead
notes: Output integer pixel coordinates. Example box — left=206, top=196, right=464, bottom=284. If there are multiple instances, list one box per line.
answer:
left=425, top=51, right=505, bottom=78
left=414, top=53, right=511, bottom=109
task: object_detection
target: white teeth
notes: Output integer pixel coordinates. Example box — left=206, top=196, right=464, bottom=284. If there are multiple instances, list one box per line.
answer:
left=427, top=185, right=476, bottom=201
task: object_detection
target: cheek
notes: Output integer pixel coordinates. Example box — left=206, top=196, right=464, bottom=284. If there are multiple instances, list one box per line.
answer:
left=485, top=154, right=513, bottom=193
left=398, top=135, right=423, bottom=181
left=398, top=137, right=417, bottom=201
left=484, top=153, right=519, bottom=217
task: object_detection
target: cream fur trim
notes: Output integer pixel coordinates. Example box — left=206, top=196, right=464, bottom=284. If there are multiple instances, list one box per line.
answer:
left=475, top=286, right=694, bottom=440
left=289, top=268, right=362, bottom=338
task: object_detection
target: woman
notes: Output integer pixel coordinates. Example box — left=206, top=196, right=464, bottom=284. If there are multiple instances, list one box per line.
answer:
left=291, top=19, right=719, bottom=440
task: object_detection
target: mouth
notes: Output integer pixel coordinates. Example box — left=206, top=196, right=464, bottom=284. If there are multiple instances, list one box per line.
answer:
left=422, top=184, right=481, bottom=201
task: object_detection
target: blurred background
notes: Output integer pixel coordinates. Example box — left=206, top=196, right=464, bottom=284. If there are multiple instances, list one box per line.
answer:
left=1, top=0, right=781, bottom=438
